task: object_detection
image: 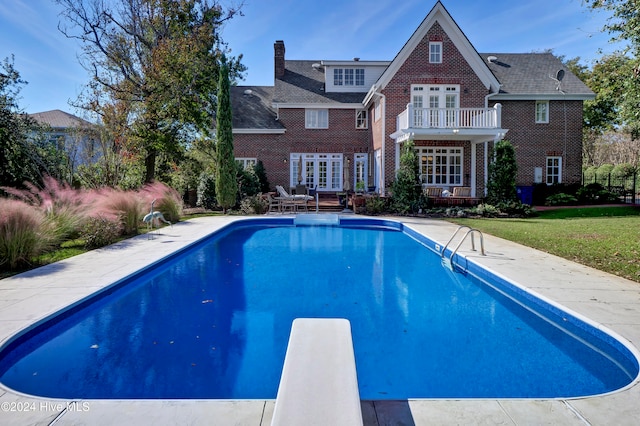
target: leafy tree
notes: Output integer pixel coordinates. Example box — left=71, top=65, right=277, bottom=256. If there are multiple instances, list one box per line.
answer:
left=214, top=61, right=237, bottom=212
left=0, top=57, right=54, bottom=188
left=486, top=140, right=518, bottom=204
left=583, top=0, right=640, bottom=139
left=56, top=0, right=246, bottom=183
left=391, top=139, right=423, bottom=214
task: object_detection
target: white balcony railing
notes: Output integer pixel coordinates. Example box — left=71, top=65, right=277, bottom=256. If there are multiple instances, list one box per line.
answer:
left=397, top=103, right=502, bottom=131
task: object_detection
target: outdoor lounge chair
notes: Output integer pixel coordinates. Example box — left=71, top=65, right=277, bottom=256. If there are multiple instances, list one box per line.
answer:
left=276, top=185, right=313, bottom=212
left=451, top=186, right=481, bottom=206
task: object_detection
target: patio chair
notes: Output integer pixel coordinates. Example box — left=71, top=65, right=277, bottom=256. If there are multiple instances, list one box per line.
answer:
left=276, top=185, right=313, bottom=213
left=266, top=193, right=281, bottom=214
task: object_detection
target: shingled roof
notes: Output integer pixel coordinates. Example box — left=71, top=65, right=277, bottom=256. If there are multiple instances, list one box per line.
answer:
left=230, top=86, right=284, bottom=131
left=29, top=109, right=92, bottom=129
left=481, top=52, right=594, bottom=98
left=273, top=60, right=368, bottom=105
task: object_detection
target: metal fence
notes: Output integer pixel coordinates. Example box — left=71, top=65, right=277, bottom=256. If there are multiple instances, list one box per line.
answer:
left=582, top=172, right=638, bottom=204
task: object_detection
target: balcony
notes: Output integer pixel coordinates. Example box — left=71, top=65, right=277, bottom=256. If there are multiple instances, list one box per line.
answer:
left=392, top=103, right=504, bottom=143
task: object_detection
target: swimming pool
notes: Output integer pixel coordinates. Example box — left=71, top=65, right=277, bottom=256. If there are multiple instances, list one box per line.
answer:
left=0, top=216, right=637, bottom=399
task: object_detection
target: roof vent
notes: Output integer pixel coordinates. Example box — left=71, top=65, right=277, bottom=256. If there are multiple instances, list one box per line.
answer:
left=487, top=55, right=498, bottom=63
left=353, top=57, right=360, bottom=61
left=243, top=89, right=253, bottom=95
left=312, top=63, right=321, bottom=70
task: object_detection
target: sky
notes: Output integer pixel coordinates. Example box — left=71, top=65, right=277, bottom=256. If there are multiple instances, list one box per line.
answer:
left=0, top=0, right=622, bottom=115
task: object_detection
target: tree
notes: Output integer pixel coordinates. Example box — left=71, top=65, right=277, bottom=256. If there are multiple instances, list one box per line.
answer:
left=0, top=57, right=51, bottom=188
left=391, top=139, right=423, bottom=214
left=486, top=140, right=518, bottom=205
left=56, top=0, right=246, bottom=183
left=584, top=0, right=640, bottom=138
left=214, top=61, right=236, bottom=212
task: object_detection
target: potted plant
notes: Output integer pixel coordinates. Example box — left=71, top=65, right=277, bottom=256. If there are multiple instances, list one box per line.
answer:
left=355, top=181, right=365, bottom=194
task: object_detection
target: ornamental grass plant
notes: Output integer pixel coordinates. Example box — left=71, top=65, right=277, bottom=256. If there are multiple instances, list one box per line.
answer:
left=0, top=198, right=53, bottom=270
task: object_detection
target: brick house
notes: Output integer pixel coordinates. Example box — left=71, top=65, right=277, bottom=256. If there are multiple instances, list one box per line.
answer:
left=230, top=1, right=594, bottom=199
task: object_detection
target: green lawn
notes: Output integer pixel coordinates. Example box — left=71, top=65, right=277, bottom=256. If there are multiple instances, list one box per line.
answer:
left=451, top=206, right=640, bottom=283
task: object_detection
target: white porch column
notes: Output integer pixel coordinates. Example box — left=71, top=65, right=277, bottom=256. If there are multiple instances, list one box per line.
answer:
left=471, top=143, right=477, bottom=197
left=484, top=141, right=489, bottom=196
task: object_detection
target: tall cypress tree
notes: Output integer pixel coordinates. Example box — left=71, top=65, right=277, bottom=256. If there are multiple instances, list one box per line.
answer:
left=215, top=60, right=237, bottom=212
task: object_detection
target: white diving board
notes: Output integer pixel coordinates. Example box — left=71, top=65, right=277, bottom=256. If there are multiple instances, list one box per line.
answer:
left=271, top=318, right=363, bottom=426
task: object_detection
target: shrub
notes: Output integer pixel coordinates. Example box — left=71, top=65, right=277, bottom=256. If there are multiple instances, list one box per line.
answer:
left=545, top=193, right=578, bottom=206
left=253, top=160, right=270, bottom=193
left=239, top=194, right=268, bottom=215
left=486, top=140, right=518, bottom=204
left=237, top=163, right=261, bottom=199
left=364, top=194, right=387, bottom=215
left=596, top=163, right=614, bottom=181
left=0, top=198, right=53, bottom=270
left=576, top=183, right=620, bottom=204
left=81, top=215, right=122, bottom=249
left=612, top=163, right=636, bottom=179
left=583, top=165, right=598, bottom=183
left=391, top=140, right=423, bottom=214
left=197, top=172, right=217, bottom=210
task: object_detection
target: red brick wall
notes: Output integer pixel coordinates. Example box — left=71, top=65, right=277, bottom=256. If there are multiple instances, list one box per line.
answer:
left=233, top=108, right=370, bottom=190
left=381, top=22, right=492, bottom=192
left=494, top=100, right=583, bottom=185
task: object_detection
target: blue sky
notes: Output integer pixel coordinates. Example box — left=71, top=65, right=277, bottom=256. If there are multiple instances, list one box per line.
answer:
left=1, top=0, right=620, bottom=115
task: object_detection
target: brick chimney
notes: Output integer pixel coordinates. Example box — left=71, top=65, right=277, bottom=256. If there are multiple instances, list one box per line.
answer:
left=274, top=40, right=285, bottom=79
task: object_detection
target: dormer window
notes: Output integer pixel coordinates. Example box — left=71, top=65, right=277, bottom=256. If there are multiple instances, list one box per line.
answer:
left=333, top=68, right=365, bottom=86
left=429, top=42, right=442, bottom=64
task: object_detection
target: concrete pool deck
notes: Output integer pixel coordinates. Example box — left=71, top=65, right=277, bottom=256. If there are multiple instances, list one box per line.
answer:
left=0, top=215, right=638, bottom=425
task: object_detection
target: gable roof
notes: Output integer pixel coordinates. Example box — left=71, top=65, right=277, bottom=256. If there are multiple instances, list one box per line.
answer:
left=29, top=109, right=92, bottom=129
left=372, top=1, right=500, bottom=94
left=483, top=53, right=594, bottom=100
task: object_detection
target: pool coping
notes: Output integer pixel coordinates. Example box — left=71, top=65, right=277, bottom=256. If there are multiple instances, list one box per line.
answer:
left=0, top=215, right=639, bottom=425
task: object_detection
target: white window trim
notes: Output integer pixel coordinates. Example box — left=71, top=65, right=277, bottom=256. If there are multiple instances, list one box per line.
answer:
left=429, top=41, right=442, bottom=64
left=236, top=157, right=257, bottom=169
left=417, top=147, right=464, bottom=186
left=305, top=109, right=329, bottom=129
left=356, top=109, right=368, bottom=129
left=546, top=156, right=562, bottom=184
left=536, top=101, right=549, bottom=123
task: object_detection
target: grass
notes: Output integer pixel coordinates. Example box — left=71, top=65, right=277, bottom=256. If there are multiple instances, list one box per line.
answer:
left=451, top=206, right=640, bottom=283
left=0, top=211, right=223, bottom=280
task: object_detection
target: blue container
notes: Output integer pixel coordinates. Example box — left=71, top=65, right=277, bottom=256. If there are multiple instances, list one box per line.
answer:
left=517, top=186, right=534, bottom=205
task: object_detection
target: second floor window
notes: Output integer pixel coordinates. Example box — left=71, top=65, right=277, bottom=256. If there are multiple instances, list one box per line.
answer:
left=429, top=42, right=442, bottom=64
left=305, top=109, right=328, bottom=128
left=536, top=101, right=549, bottom=123
left=356, top=110, right=368, bottom=129
left=333, top=68, right=365, bottom=86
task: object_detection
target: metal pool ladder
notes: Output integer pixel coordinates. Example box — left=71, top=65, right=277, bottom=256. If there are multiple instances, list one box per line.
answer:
left=441, top=226, right=486, bottom=271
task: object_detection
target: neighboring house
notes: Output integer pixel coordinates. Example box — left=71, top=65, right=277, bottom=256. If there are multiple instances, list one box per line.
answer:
left=29, top=109, right=98, bottom=176
left=230, top=1, right=594, bottom=198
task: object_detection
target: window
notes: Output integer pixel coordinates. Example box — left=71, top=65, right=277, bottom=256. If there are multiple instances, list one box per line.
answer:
left=333, top=68, right=365, bottom=86
left=305, top=109, right=328, bottom=128
left=334, top=69, right=343, bottom=86
left=355, top=69, right=365, bottom=86
left=236, top=158, right=257, bottom=169
left=418, top=147, right=463, bottom=185
left=412, top=85, right=459, bottom=128
left=536, top=101, right=549, bottom=123
left=356, top=110, right=368, bottom=129
left=429, top=42, right=442, bottom=64
left=546, top=156, right=562, bottom=184
left=344, top=69, right=354, bottom=86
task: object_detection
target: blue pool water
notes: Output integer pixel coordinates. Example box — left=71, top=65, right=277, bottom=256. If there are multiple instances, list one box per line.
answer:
left=0, top=217, right=638, bottom=399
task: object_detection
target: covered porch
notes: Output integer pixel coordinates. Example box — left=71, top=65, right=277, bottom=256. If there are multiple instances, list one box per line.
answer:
left=390, top=104, right=508, bottom=199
